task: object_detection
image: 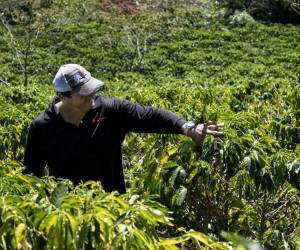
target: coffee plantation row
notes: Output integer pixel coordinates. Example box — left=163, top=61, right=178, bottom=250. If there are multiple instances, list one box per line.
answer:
left=0, top=2, right=299, bottom=249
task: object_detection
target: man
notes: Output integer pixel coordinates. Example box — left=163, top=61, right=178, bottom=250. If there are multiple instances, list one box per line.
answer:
left=24, top=64, right=223, bottom=193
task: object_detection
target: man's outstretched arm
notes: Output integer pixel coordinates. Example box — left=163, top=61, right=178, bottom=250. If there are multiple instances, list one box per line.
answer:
left=114, top=98, right=224, bottom=142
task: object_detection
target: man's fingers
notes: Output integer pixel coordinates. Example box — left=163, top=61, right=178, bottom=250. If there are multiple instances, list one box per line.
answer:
left=189, top=123, right=224, bottom=144
left=191, top=123, right=225, bottom=144
left=207, top=124, right=218, bottom=130
left=207, top=123, right=224, bottom=130
left=206, top=121, right=224, bottom=126
left=207, top=130, right=224, bottom=136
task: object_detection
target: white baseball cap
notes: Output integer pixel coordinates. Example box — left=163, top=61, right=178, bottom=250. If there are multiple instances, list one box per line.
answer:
left=53, top=64, right=104, bottom=96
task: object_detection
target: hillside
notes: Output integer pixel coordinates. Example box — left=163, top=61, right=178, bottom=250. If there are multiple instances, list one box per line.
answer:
left=0, top=1, right=299, bottom=249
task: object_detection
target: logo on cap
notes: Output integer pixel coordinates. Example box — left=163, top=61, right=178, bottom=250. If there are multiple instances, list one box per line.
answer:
left=67, top=71, right=85, bottom=89
left=73, top=72, right=82, bottom=83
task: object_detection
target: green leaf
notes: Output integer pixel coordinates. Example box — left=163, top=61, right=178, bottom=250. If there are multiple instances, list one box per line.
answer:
left=60, top=195, right=83, bottom=210
left=172, top=186, right=187, bottom=206
left=41, top=212, right=59, bottom=235
left=50, top=182, right=69, bottom=208
left=15, top=223, right=30, bottom=250
left=169, top=167, right=180, bottom=187
left=222, top=232, right=266, bottom=250
left=294, top=227, right=300, bottom=248
left=184, top=231, right=210, bottom=246
left=160, top=147, right=177, bottom=164
left=187, top=167, right=199, bottom=184
left=64, top=212, right=78, bottom=238
left=159, top=236, right=187, bottom=246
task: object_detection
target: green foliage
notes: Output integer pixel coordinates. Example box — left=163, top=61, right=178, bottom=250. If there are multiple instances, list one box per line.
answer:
left=0, top=2, right=299, bottom=249
left=0, top=161, right=228, bottom=249
left=0, top=83, right=51, bottom=161
left=222, top=232, right=266, bottom=250
left=228, top=10, right=255, bottom=27
left=215, top=0, right=300, bottom=23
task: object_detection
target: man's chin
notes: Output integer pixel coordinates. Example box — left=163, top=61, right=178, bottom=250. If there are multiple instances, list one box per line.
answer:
left=90, top=99, right=95, bottom=108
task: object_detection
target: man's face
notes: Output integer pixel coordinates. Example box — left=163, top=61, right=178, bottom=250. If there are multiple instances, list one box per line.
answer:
left=64, top=92, right=95, bottom=112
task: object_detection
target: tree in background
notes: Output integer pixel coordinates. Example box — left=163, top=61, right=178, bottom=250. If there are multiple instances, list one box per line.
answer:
left=0, top=0, right=53, bottom=86
left=0, top=0, right=99, bottom=86
left=215, top=0, right=300, bottom=23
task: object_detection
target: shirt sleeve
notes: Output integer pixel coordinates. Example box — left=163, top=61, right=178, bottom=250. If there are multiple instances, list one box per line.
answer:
left=114, top=98, right=187, bottom=134
left=23, top=121, right=46, bottom=176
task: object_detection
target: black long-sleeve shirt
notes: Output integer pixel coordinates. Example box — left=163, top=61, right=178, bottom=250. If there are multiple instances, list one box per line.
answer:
left=24, top=95, right=187, bottom=193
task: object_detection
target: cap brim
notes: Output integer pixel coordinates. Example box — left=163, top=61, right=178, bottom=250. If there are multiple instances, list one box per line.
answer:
left=76, top=77, right=104, bottom=96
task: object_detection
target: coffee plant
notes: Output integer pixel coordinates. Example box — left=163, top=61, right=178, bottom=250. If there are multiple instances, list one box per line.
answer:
left=0, top=1, right=299, bottom=249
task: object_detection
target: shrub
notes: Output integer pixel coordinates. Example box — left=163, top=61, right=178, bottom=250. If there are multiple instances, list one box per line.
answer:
left=216, top=0, right=300, bottom=23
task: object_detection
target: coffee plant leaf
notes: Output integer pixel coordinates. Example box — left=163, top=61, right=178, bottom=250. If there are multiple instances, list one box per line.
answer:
left=49, top=182, right=69, bottom=208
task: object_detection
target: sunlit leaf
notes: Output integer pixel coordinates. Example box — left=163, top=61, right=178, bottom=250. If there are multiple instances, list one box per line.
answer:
left=222, top=232, right=266, bottom=250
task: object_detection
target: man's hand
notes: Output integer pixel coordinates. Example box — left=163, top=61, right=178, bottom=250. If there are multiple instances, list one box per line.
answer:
left=187, top=122, right=224, bottom=145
